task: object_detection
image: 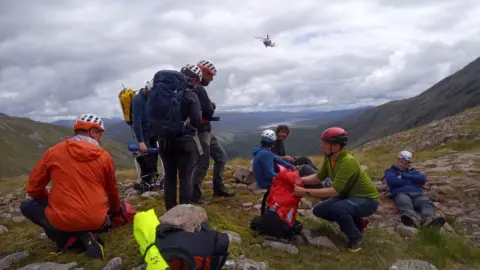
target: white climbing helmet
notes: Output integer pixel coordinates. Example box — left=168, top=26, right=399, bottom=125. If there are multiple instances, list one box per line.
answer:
left=261, top=129, right=276, bottom=144
left=398, top=150, right=413, bottom=162
left=74, top=113, right=105, bottom=132
left=180, top=64, right=203, bottom=87
left=197, top=60, right=217, bottom=75
left=145, top=80, right=153, bottom=90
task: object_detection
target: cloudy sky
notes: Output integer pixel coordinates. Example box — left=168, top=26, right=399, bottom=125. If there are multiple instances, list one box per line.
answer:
left=1, top=0, right=479, bottom=122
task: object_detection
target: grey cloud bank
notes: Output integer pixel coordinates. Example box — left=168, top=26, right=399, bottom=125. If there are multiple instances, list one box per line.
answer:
left=0, top=0, right=479, bottom=121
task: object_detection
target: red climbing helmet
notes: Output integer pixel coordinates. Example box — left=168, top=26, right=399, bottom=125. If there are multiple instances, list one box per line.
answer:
left=320, top=127, right=348, bottom=146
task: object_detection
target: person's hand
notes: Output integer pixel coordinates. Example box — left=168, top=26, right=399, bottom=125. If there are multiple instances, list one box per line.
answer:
left=138, top=142, right=147, bottom=153
left=284, top=155, right=295, bottom=163
left=292, top=165, right=300, bottom=171
left=292, top=186, right=306, bottom=197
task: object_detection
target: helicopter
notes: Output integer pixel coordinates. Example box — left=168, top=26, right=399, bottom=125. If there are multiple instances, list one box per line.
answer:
left=254, top=34, right=276, bottom=48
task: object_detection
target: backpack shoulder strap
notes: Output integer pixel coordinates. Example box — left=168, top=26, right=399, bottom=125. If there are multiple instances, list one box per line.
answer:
left=260, top=185, right=272, bottom=216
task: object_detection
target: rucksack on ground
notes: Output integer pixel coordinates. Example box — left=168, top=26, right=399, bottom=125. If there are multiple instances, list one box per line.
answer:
left=250, top=166, right=304, bottom=239
left=146, top=70, right=190, bottom=139
left=118, top=85, right=138, bottom=126
left=155, top=222, right=229, bottom=270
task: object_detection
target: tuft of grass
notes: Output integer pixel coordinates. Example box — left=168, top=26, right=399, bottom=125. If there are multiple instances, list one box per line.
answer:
left=411, top=228, right=480, bottom=269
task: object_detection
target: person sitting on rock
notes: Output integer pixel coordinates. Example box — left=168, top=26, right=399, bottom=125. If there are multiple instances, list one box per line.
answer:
left=272, top=124, right=318, bottom=176
left=20, top=114, right=125, bottom=259
left=292, top=127, right=379, bottom=252
left=384, top=150, right=446, bottom=229
left=252, top=129, right=297, bottom=189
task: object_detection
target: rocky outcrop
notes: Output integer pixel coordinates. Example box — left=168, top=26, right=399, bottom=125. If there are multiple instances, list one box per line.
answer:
left=358, top=107, right=480, bottom=153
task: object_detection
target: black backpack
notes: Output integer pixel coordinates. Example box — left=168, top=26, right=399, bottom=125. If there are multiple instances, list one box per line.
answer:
left=146, top=70, right=190, bottom=139
left=154, top=222, right=229, bottom=270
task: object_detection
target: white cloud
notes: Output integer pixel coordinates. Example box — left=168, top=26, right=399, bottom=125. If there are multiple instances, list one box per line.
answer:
left=0, top=0, right=479, bottom=121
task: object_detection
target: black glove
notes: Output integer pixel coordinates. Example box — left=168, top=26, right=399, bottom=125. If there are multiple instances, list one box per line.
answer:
left=212, top=102, right=216, bottom=110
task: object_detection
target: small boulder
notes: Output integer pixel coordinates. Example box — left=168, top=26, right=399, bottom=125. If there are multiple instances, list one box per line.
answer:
left=18, top=262, right=79, bottom=270
left=233, top=167, right=255, bottom=184
left=102, top=257, right=122, bottom=270
left=159, top=204, right=208, bottom=232
left=396, top=225, right=418, bottom=238
left=389, top=259, right=438, bottom=270
left=262, top=240, right=298, bottom=254
left=0, top=251, right=30, bottom=269
left=221, top=230, right=242, bottom=244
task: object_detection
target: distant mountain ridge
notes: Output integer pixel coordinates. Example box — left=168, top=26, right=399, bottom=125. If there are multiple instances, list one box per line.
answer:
left=0, top=114, right=134, bottom=178
left=225, top=55, right=480, bottom=158
left=48, top=108, right=371, bottom=146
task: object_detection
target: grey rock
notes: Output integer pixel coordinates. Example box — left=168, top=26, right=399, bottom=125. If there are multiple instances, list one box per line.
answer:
left=389, top=259, right=438, bottom=270
left=0, top=251, right=30, bottom=269
left=307, top=236, right=337, bottom=249
left=0, top=225, right=8, bottom=234
left=226, top=255, right=269, bottom=270
left=242, top=202, right=253, bottom=207
left=221, top=230, right=242, bottom=244
left=262, top=240, right=298, bottom=254
left=396, top=225, right=418, bottom=238
left=102, top=257, right=122, bottom=270
left=18, top=262, right=78, bottom=270
left=159, top=204, right=208, bottom=232
left=140, top=191, right=160, bottom=198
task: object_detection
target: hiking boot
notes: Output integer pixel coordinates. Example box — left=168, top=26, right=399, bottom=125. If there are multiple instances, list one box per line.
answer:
left=348, top=238, right=363, bottom=252
left=77, top=232, right=104, bottom=259
left=190, top=198, right=212, bottom=205
left=423, top=216, right=446, bottom=229
left=213, top=189, right=235, bottom=197
left=400, top=215, right=421, bottom=228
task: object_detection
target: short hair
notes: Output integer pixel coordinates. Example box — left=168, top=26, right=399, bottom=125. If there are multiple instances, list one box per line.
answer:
left=275, top=125, right=290, bottom=134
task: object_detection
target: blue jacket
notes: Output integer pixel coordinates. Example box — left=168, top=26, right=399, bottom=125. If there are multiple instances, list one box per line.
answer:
left=252, top=146, right=295, bottom=189
left=132, top=89, right=149, bottom=143
left=384, top=164, right=426, bottom=197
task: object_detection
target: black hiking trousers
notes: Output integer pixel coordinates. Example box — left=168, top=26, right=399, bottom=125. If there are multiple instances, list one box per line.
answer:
left=136, top=133, right=159, bottom=184
left=20, top=198, right=109, bottom=251
left=158, top=136, right=199, bottom=211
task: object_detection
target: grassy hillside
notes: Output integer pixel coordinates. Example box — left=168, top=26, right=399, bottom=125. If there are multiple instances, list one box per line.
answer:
left=1, top=168, right=479, bottom=270
left=0, top=115, right=134, bottom=178
left=226, top=56, right=480, bottom=158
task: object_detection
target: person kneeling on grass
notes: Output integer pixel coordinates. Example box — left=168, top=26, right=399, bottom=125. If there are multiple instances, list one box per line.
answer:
left=292, top=127, right=379, bottom=252
left=20, top=114, right=135, bottom=259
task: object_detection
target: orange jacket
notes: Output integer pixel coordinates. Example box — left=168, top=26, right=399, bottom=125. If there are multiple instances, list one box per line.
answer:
left=27, top=138, right=122, bottom=232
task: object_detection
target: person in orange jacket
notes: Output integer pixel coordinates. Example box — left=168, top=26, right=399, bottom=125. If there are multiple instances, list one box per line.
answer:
left=20, top=113, right=123, bottom=259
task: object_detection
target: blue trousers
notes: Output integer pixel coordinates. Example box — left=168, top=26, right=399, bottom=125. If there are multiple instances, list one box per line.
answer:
left=312, top=196, right=378, bottom=243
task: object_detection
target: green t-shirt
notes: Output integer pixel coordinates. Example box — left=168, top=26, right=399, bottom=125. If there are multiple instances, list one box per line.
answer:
left=316, top=149, right=379, bottom=201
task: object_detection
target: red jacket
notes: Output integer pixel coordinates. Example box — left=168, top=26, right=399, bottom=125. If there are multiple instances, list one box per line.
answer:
left=266, top=169, right=304, bottom=227
left=27, top=138, right=121, bottom=232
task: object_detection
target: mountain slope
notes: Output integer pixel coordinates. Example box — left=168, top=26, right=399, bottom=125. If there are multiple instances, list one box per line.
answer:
left=0, top=115, right=134, bottom=178
left=226, top=56, right=480, bottom=158
left=325, top=55, right=480, bottom=148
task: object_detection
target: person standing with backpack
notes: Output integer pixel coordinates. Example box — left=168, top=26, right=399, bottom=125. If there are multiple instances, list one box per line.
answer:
left=131, top=80, right=162, bottom=193
left=146, top=65, right=203, bottom=211
left=191, top=60, right=235, bottom=204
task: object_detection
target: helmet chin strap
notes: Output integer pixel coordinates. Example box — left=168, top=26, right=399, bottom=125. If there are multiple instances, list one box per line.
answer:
left=200, top=79, right=209, bottom=86
left=325, top=144, right=341, bottom=158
